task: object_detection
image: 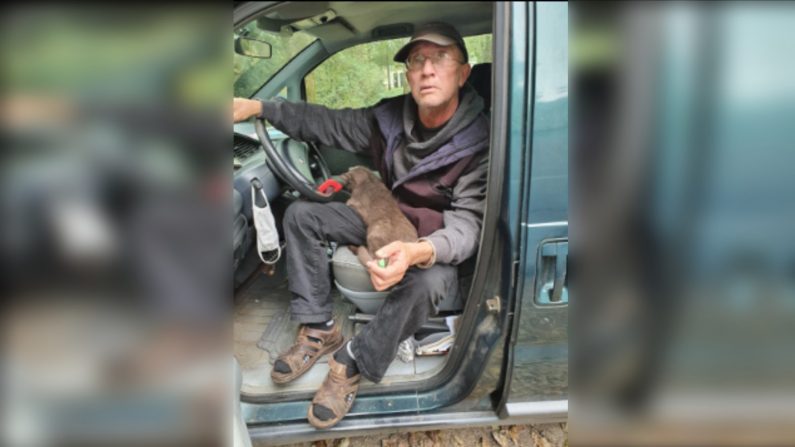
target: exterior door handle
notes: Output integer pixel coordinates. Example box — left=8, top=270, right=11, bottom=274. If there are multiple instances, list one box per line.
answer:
left=537, top=239, right=568, bottom=305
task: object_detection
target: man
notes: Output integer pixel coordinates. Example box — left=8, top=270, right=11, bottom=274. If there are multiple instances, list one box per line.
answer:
left=233, top=22, right=489, bottom=428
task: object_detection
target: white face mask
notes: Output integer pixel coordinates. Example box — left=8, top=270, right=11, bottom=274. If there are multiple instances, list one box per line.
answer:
left=251, top=184, right=281, bottom=264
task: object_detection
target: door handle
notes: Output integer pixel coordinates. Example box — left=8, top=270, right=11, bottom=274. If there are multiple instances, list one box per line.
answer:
left=537, top=240, right=568, bottom=305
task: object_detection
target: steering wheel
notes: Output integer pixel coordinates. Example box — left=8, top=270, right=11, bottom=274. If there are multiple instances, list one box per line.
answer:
left=254, top=118, right=334, bottom=202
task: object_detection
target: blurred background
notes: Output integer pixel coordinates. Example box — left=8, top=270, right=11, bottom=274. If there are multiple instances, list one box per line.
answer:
left=1, top=2, right=794, bottom=446
left=571, top=2, right=795, bottom=445
left=1, top=4, right=230, bottom=446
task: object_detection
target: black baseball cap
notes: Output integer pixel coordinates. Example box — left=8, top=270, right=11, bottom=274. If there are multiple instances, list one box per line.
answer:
left=393, top=21, right=469, bottom=63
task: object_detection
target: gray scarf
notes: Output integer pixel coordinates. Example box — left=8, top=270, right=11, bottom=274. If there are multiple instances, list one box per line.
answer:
left=393, top=83, right=484, bottom=182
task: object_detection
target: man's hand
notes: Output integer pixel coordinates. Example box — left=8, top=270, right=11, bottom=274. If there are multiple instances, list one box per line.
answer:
left=233, top=97, right=261, bottom=123
left=365, top=240, right=434, bottom=291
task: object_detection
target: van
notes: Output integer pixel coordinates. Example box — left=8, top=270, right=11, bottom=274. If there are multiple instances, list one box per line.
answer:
left=232, top=2, right=568, bottom=444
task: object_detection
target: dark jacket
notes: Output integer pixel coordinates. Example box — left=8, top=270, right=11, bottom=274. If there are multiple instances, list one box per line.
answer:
left=259, top=85, right=489, bottom=265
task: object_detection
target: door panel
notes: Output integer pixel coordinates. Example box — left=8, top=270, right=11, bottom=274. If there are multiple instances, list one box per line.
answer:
left=502, top=1, right=569, bottom=415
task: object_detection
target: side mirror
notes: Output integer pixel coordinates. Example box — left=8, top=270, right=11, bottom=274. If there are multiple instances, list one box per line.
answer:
left=234, top=36, right=272, bottom=59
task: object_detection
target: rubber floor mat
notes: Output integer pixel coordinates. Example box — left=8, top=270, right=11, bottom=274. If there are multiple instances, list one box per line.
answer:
left=256, top=291, right=356, bottom=364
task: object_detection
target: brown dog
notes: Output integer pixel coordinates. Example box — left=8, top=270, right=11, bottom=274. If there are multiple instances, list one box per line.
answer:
left=338, top=166, right=418, bottom=267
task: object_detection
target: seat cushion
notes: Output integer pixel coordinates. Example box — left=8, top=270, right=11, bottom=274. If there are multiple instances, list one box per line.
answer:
left=333, top=280, right=386, bottom=314
left=331, top=246, right=378, bottom=292
left=332, top=246, right=389, bottom=313
left=331, top=245, right=467, bottom=313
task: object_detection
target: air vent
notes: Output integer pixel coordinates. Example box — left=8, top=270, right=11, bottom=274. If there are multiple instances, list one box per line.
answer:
left=234, top=135, right=260, bottom=161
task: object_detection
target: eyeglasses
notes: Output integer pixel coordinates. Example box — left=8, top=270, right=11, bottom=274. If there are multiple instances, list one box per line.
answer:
left=405, top=50, right=463, bottom=71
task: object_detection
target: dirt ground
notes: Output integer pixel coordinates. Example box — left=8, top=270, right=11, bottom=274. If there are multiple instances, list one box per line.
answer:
left=277, top=423, right=568, bottom=447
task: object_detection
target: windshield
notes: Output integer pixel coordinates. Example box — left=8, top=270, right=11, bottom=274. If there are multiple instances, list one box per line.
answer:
left=233, top=20, right=316, bottom=98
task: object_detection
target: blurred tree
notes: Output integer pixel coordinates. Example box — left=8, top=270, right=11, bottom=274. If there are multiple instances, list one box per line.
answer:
left=235, top=31, right=492, bottom=107
left=234, top=27, right=315, bottom=98
left=306, top=34, right=491, bottom=110
left=465, top=34, right=493, bottom=65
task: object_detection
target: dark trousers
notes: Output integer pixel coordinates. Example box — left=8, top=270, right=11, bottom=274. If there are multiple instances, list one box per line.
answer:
left=282, top=201, right=458, bottom=383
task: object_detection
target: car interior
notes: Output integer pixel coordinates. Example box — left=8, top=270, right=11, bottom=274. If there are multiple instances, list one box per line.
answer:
left=233, top=1, right=494, bottom=398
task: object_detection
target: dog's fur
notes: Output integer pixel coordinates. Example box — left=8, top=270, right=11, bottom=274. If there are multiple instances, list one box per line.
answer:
left=338, top=166, right=418, bottom=267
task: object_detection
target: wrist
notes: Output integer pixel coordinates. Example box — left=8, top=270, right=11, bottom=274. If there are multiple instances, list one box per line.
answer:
left=410, top=240, right=435, bottom=268
left=254, top=99, right=265, bottom=119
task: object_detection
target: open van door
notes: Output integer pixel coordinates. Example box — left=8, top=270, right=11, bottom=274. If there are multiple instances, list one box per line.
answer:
left=495, top=1, right=569, bottom=421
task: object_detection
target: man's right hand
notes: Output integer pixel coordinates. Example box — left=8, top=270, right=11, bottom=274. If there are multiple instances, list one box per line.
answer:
left=233, top=97, right=262, bottom=123
left=365, top=241, right=434, bottom=291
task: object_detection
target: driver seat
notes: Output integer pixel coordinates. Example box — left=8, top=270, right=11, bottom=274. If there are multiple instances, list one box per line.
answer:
left=331, top=246, right=466, bottom=314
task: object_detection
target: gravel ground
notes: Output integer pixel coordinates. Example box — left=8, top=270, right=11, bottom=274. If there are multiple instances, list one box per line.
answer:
left=276, top=423, right=568, bottom=447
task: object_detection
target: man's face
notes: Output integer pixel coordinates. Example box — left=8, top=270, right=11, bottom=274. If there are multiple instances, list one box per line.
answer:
left=405, top=42, right=471, bottom=111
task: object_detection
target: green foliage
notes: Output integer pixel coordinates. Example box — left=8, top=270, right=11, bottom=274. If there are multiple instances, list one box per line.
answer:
left=233, top=27, right=492, bottom=107
left=307, top=34, right=492, bottom=110
left=234, top=25, right=316, bottom=98
left=465, top=34, right=493, bottom=65
left=306, top=37, right=406, bottom=109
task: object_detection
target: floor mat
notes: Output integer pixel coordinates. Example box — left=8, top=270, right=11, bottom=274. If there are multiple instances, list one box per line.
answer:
left=235, top=272, right=448, bottom=395
left=256, top=292, right=357, bottom=364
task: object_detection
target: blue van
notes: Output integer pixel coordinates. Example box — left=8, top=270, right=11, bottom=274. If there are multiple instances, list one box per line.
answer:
left=232, top=2, right=568, bottom=444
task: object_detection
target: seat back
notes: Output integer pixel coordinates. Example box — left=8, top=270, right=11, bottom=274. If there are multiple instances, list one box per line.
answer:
left=467, top=62, right=492, bottom=114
